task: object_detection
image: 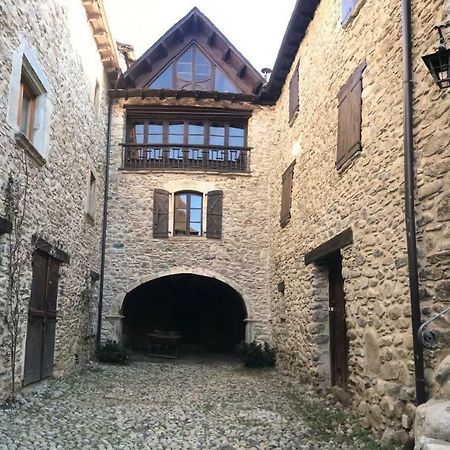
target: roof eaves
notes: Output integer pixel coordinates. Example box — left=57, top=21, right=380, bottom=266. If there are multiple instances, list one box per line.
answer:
left=259, top=0, right=319, bottom=103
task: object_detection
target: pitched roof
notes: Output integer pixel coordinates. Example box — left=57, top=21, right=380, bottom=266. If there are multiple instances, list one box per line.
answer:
left=259, top=0, right=319, bottom=103
left=122, top=7, right=265, bottom=95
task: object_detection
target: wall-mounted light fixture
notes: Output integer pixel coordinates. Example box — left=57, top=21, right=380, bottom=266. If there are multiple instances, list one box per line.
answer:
left=422, top=22, right=450, bottom=89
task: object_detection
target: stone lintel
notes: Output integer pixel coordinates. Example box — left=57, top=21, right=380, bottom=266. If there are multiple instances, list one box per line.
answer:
left=304, top=228, right=353, bottom=265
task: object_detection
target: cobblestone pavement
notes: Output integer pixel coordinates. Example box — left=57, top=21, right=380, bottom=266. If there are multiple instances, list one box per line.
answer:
left=0, top=357, right=380, bottom=450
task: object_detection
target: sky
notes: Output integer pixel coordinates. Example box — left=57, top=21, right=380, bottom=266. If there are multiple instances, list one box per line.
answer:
left=102, top=0, right=297, bottom=73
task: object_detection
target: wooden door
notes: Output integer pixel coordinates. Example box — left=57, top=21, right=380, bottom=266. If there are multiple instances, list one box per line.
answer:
left=328, top=252, right=348, bottom=388
left=23, top=251, right=60, bottom=386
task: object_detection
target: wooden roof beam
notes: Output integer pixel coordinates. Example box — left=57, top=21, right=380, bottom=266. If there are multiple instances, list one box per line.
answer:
left=173, top=28, right=185, bottom=44
left=93, top=27, right=107, bottom=36
left=223, top=48, right=232, bottom=62
left=237, top=64, right=247, bottom=79
left=207, top=32, right=217, bottom=47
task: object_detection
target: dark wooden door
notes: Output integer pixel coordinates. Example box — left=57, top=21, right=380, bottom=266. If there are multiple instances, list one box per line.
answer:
left=23, top=251, right=60, bottom=386
left=328, top=252, right=348, bottom=388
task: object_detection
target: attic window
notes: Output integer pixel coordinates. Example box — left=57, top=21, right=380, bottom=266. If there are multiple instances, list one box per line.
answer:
left=148, top=44, right=239, bottom=93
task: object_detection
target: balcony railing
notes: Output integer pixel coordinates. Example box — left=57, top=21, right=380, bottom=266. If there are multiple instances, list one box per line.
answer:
left=120, top=143, right=250, bottom=172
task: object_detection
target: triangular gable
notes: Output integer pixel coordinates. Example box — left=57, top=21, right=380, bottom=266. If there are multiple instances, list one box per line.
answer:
left=123, top=7, right=265, bottom=95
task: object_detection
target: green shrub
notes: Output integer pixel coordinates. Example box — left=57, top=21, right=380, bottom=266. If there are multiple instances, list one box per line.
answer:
left=238, top=341, right=276, bottom=368
left=96, top=340, right=129, bottom=365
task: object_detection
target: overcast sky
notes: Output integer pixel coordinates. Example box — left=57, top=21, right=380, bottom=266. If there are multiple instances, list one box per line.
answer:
left=103, top=0, right=297, bottom=73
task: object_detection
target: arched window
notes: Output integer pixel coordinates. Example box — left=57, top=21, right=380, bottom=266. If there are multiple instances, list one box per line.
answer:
left=148, top=45, right=239, bottom=93
left=174, top=191, right=203, bottom=237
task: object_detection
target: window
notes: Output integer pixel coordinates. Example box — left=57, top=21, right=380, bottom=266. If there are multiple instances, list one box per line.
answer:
left=148, top=44, right=239, bottom=93
left=86, top=170, right=97, bottom=220
left=7, top=42, right=51, bottom=163
left=280, top=161, right=295, bottom=227
left=289, top=64, right=299, bottom=122
left=342, top=0, right=363, bottom=24
left=336, top=60, right=366, bottom=170
left=153, top=189, right=223, bottom=239
left=174, top=192, right=203, bottom=236
left=124, top=117, right=248, bottom=172
left=17, top=77, right=37, bottom=141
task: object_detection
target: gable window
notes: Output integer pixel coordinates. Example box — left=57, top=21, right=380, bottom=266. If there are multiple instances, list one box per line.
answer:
left=153, top=189, right=223, bottom=239
left=289, top=64, right=299, bottom=122
left=280, top=161, right=295, bottom=227
left=148, top=44, right=239, bottom=93
left=336, top=60, right=366, bottom=170
left=124, top=113, right=249, bottom=172
left=174, top=192, right=203, bottom=236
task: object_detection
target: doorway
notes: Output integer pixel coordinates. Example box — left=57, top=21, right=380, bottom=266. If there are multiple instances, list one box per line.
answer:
left=23, top=251, right=60, bottom=386
left=327, top=251, right=348, bottom=388
left=122, top=274, right=247, bottom=354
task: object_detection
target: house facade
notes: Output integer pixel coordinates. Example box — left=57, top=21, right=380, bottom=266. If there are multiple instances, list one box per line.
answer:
left=264, top=0, right=450, bottom=441
left=0, top=0, right=118, bottom=399
left=0, top=0, right=448, bottom=444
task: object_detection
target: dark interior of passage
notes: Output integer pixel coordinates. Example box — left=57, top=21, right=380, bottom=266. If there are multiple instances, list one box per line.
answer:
left=122, top=274, right=246, bottom=353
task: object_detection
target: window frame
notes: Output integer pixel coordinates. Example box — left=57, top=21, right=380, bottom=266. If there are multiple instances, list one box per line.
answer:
left=7, top=42, right=52, bottom=165
left=148, top=44, right=240, bottom=93
left=173, top=191, right=204, bottom=237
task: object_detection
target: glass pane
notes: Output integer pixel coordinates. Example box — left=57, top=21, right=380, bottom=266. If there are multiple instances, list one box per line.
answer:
left=215, top=67, right=239, bottom=93
left=20, top=90, right=31, bottom=135
left=149, top=64, right=173, bottom=89
left=195, top=48, right=211, bottom=82
left=169, top=148, right=184, bottom=159
left=174, top=223, right=187, bottom=236
left=148, top=122, right=163, bottom=144
left=190, top=195, right=202, bottom=209
left=174, top=208, right=187, bottom=223
left=229, top=125, right=245, bottom=147
left=177, top=47, right=193, bottom=81
left=189, top=222, right=201, bottom=236
left=175, top=194, right=187, bottom=209
left=128, top=122, right=144, bottom=144
left=169, top=122, right=184, bottom=144
left=190, top=209, right=201, bottom=222
left=188, top=123, right=203, bottom=145
left=210, top=124, right=225, bottom=146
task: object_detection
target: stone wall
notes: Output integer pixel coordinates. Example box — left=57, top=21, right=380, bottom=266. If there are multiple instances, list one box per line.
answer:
left=0, top=0, right=108, bottom=399
left=102, top=97, right=275, bottom=344
left=267, top=0, right=449, bottom=440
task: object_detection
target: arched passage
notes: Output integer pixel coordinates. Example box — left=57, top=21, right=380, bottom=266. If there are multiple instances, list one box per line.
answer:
left=121, top=274, right=247, bottom=353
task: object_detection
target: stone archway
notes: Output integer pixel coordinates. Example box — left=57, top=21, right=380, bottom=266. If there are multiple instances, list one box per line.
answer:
left=104, top=267, right=255, bottom=346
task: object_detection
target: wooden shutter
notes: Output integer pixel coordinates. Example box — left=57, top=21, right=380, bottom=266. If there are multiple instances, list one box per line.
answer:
left=289, top=64, right=300, bottom=122
left=206, top=190, right=223, bottom=239
left=336, top=60, right=366, bottom=170
left=153, top=189, right=169, bottom=238
left=280, top=161, right=295, bottom=227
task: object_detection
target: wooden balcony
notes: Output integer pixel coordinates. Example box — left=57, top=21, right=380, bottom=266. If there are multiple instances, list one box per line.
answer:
left=120, top=143, right=250, bottom=172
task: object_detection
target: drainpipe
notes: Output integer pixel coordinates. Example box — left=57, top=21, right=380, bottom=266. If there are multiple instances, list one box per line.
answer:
left=96, top=96, right=113, bottom=349
left=401, top=0, right=427, bottom=405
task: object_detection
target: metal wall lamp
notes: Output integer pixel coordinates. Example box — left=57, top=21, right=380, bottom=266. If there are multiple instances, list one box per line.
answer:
left=422, top=22, right=450, bottom=89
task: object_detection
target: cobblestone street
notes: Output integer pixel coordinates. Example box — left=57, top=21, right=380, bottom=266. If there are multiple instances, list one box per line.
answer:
left=0, top=358, right=383, bottom=450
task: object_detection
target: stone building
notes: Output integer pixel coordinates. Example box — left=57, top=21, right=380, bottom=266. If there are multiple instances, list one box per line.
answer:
left=262, top=0, right=450, bottom=442
left=0, top=0, right=119, bottom=399
left=0, top=0, right=448, bottom=444
left=101, top=8, right=274, bottom=352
